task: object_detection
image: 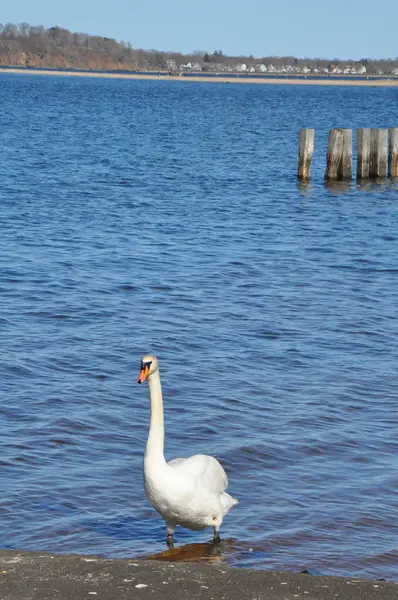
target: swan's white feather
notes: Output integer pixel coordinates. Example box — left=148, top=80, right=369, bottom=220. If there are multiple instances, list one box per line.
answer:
left=168, top=454, right=228, bottom=494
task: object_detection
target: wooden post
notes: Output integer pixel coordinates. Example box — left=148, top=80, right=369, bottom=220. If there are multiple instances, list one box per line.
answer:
left=339, top=129, right=352, bottom=180
left=388, top=128, right=398, bottom=178
left=357, top=128, right=370, bottom=180
left=369, top=128, right=388, bottom=178
left=325, top=129, right=344, bottom=181
left=324, top=128, right=352, bottom=181
left=297, top=128, right=314, bottom=181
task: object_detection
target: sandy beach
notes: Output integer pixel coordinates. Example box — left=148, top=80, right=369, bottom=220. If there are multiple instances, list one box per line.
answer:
left=1, top=550, right=397, bottom=600
left=1, top=67, right=398, bottom=86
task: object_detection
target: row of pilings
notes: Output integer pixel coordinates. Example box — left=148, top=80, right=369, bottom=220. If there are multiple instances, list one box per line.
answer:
left=298, top=128, right=398, bottom=181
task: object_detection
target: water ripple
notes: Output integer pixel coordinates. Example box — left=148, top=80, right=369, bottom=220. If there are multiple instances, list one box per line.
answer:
left=0, top=74, right=398, bottom=580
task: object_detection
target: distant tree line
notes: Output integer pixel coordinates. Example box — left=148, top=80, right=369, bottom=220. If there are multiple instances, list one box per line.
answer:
left=0, top=22, right=397, bottom=74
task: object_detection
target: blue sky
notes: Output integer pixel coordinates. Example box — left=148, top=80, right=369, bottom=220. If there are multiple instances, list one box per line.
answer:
left=2, top=0, right=397, bottom=60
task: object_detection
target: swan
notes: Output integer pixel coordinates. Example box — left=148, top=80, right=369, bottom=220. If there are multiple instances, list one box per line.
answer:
left=137, top=355, right=238, bottom=546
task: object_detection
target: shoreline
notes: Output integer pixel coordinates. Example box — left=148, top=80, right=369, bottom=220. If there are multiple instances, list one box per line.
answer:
left=1, top=550, right=397, bottom=600
left=1, top=67, right=398, bottom=86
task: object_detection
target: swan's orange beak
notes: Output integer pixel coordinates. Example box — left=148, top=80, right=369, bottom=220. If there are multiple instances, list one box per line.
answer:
left=137, top=364, right=150, bottom=384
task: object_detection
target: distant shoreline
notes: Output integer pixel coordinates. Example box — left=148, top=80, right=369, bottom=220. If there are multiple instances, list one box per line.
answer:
left=1, top=67, right=398, bottom=86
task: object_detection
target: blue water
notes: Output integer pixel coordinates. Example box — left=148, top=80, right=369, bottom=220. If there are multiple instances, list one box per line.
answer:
left=1, top=72, right=398, bottom=580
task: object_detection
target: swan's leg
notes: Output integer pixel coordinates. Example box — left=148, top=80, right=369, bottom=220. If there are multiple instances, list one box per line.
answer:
left=213, top=527, right=221, bottom=544
left=166, top=522, right=176, bottom=547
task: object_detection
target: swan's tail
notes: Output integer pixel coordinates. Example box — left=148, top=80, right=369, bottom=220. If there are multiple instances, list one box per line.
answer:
left=221, top=492, right=239, bottom=515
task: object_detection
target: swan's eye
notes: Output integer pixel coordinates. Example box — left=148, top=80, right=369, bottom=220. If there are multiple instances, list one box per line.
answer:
left=142, top=361, right=152, bottom=370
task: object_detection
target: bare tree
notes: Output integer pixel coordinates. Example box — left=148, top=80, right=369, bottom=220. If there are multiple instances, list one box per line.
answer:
left=0, top=22, right=396, bottom=73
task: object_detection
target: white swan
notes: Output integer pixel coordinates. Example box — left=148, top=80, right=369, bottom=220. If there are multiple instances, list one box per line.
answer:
left=137, top=355, right=238, bottom=546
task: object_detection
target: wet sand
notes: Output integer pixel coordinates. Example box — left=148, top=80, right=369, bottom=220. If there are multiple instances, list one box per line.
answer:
left=0, top=550, right=397, bottom=600
left=1, top=67, right=398, bottom=86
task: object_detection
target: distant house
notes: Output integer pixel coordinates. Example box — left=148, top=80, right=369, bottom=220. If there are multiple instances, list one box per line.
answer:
left=392, top=68, right=398, bottom=75
left=268, top=64, right=276, bottom=73
left=256, top=63, right=267, bottom=72
left=302, top=66, right=311, bottom=73
left=166, top=59, right=177, bottom=71
left=358, top=65, right=367, bottom=74
left=236, top=63, right=247, bottom=72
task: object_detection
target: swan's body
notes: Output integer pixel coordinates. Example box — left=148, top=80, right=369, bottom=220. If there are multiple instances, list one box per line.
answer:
left=138, top=355, right=238, bottom=544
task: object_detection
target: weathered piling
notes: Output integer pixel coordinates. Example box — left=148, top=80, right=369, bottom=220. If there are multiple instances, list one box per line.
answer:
left=297, top=128, right=315, bottom=181
left=356, top=128, right=371, bottom=180
left=325, top=129, right=344, bottom=181
left=324, top=129, right=352, bottom=181
left=388, top=127, right=398, bottom=177
left=369, top=128, right=388, bottom=178
left=299, top=127, right=397, bottom=182
left=339, top=129, right=352, bottom=179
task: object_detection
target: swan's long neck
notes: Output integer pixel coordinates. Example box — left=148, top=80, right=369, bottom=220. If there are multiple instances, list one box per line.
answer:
left=145, top=370, right=166, bottom=464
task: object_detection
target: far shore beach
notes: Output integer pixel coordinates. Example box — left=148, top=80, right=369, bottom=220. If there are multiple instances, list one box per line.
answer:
left=1, top=67, right=398, bottom=86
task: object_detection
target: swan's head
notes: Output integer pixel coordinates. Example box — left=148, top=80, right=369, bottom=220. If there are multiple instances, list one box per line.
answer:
left=137, top=355, right=158, bottom=384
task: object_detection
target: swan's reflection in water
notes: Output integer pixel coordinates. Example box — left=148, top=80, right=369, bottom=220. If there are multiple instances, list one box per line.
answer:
left=143, top=538, right=239, bottom=565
